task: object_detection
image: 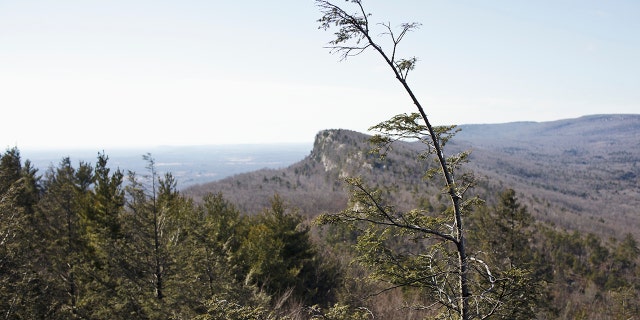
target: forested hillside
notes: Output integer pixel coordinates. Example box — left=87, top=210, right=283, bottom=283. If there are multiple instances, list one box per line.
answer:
left=185, top=115, right=640, bottom=240
left=454, top=114, right=640, bottom=238
left=2, top=115, right=639, bottom=319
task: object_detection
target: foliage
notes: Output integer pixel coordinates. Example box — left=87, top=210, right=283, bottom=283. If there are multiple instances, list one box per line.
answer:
left=238, top=194, right=339, bottom=307
left=0, top=148, right=42, bottom=319
left=194, top=297, right=276, bottom=320
left=466, top=189, right=547, bottom=319
left=308, top=303, right=373, bottom=320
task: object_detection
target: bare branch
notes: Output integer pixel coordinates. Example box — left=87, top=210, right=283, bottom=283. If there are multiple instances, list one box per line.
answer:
left=325, top=44, right=372, bottom=60
left=347, top=180, right=459, bottom=243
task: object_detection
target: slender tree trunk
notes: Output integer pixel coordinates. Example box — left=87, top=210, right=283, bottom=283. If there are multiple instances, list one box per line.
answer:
left=372, top=39, right=471, bottom=320
left=65, top=201, right=78, bottom=316
left=206, top=247, right=215, bottom=297
left=154, top=217, right=163, bottom=300
left=151, top=176, right=163, bottom=301
left=405, top=83, right=470, bottom=320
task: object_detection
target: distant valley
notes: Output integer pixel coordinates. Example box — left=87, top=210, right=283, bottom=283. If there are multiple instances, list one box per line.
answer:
left=20, top=143, right=311, bottom=188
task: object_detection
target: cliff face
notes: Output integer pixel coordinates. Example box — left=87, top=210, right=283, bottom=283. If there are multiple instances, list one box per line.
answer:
left=184, top=128, right=438, bottom=216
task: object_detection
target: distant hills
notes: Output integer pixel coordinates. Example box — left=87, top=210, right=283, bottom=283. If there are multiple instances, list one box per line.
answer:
left=453, top=114, right=640, bottom=237
left=184, top=114, right=640, bottom=239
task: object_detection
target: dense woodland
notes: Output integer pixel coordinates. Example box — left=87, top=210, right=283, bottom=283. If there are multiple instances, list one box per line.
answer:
left=2, top=137, right=639, bottom=319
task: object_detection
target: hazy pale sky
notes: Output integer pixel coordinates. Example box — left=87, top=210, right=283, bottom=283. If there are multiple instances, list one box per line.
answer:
left=1, top=0, right=638, bottom=149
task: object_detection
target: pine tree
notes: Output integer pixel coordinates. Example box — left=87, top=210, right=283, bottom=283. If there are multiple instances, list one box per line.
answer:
left=467, top=189, right=546, bottom=319
left=239, top=195, right=327, bottom=307
left=35, top=158, right=96, bottom=318
left=93, top=152, right=125, bottom=240
left=0, top=148, right=30, bottom=318
left=174, top=192, right=271, bottom=317
left=119, top=154, right=189, bottom=317
left=78, top=152, right=128, bottom=318
left=188, top=193, right=247, bottom=298
left=0, top=148, right=44, bottom=319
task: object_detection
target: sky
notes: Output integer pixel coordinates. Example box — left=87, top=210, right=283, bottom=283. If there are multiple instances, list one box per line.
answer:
left=1, top=0, right=638, bottom=149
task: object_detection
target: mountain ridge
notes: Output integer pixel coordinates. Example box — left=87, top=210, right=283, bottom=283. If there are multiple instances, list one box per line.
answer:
left=184, top=114, right=640, bottom=239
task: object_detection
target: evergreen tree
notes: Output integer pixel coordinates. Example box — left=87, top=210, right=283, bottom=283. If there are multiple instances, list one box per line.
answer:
left=93, top=151, right=125, bottom=240
left=176, top=192, right=271, bottom=317
left=0, top=148, right=44, bottom=319
left=0, top=149, right=30, bottom=318
left=35, top=158, right=96, bottom=318
left=607, top=233, right=640, bottom=290
left=119, top=154, right=189, bottom=317
left=189, top=193, right=250, bottom=297
left=0, top=148, right=22, bottom=195
left=467, top=189, right=546, bottom=319
left=239, top=195, right=331, bottom=307
left=80, top=152, right=127, bottom=318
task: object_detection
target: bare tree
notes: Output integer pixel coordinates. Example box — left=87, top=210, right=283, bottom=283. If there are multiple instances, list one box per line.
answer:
left=315, top=1, right=510, bottom=319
